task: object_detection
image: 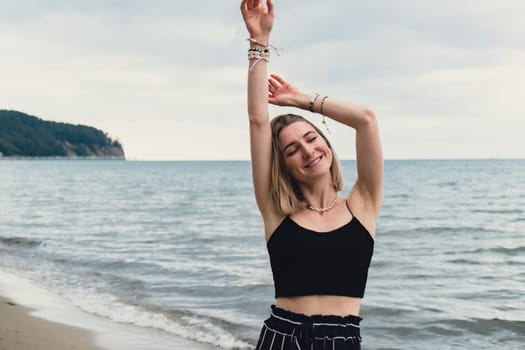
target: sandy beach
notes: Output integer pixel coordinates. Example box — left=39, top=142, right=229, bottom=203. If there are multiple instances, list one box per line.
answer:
left=0, top=291, right=222, bottom=350
left=0, top=296, right=103, bottom=350
left=0, top=269, right=222, bottom=350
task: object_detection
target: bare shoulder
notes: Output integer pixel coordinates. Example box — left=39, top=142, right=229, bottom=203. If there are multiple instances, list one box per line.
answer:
left=347, top=185, right=380, bottom=238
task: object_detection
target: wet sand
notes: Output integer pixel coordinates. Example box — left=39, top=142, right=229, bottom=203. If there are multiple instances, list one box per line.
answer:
left=0, top=295, right=104, bottom=350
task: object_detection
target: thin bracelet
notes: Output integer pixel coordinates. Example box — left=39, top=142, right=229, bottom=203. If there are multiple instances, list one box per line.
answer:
left=309, top=93, right=320, bottom=112
left=319, top=96, right=330, bottom=134
left=319, top=96, right=328, bottom=115
left=247, top=38, right=268, bottom=47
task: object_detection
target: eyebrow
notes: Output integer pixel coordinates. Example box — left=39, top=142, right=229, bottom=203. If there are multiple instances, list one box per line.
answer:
left=283, top=131, right=316, bottom=152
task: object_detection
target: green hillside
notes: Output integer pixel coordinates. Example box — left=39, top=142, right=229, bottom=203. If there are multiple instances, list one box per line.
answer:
left=0, top=110, right=124, bottom=158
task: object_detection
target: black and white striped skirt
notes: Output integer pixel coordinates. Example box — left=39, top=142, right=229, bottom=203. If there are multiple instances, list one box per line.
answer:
left=255, top=305, right=362, bottom=350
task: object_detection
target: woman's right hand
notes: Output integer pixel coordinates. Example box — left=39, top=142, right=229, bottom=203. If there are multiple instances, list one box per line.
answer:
left=240, top=0, right=275, bottom=42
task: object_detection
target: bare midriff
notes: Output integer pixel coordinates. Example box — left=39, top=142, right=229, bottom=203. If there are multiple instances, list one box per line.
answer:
left=276, top=295, right=362, bottom=317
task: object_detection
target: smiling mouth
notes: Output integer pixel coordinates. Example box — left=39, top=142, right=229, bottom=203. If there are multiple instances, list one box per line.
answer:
left=305, top=155, right=322, bottom=168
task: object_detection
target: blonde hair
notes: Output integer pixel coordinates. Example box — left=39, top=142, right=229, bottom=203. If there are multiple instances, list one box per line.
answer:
left=270, top=114, right=344, bottom=216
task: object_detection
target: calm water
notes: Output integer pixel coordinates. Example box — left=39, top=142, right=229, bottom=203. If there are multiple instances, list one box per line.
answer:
left=0, top=160, right=524, bottom=349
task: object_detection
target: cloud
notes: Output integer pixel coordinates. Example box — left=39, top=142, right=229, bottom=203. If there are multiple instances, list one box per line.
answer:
left=0, top=1, right=523, bottom=159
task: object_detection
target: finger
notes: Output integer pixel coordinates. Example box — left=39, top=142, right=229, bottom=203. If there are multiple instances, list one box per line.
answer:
left=267, top=0, right=275, bottom=16
left=270, top=73, right=285, bottom=84
left=243, top=0, right=252, bottom=12
left=268, top=81, right=278, bottom=91
left=240, top=0, right=248, bottom=17
left=268, top=77, right=281, bottom=90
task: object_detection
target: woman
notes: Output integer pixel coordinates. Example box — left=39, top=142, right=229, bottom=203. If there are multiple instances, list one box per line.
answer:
left=241, top=0, right=383, bottom=349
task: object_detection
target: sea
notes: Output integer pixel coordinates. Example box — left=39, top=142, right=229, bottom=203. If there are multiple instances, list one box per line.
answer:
left=0, top=160, right=524, bottom=350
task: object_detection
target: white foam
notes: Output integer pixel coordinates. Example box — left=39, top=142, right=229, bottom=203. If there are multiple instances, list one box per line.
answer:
left=70, top=291, right=253, bottom=349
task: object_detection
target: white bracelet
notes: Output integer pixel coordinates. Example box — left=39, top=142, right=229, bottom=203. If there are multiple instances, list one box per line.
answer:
left=248, top=48, right=270, bottom=61
left=246, top=38, right=281, bottom=56
left=248, top=48, right=270, bottom=71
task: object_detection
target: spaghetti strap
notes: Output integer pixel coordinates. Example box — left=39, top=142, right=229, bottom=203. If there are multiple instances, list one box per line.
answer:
left=345, top=199, right=354, bottom=216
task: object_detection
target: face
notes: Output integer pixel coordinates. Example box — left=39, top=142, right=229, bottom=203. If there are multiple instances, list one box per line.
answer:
left=278, top=121, right=333, bottom=183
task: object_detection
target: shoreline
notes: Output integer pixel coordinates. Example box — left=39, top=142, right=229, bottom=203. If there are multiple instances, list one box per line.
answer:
left=0, top=295, right=104, bottom=350
left=0, top=269, right=221, bottom=350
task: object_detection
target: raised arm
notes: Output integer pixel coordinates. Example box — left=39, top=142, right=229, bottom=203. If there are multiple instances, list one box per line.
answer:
left=240, top=0, right=277, bottom=221
left=268, top=74, right=383, bottom=217
left=319, top=98, right=383, bottom=216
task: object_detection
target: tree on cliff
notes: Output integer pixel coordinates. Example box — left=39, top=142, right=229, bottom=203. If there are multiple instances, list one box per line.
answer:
left=0, top=110, right=124, bottom=158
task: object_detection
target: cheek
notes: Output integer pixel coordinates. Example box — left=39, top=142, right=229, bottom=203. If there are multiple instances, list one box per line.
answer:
left=284, top=154, right=300, bottom=169
left=284, top=156, right=304, bottom=178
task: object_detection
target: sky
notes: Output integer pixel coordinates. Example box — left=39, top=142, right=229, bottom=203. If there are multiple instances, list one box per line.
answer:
left=1, top=0, right=524, bottom=160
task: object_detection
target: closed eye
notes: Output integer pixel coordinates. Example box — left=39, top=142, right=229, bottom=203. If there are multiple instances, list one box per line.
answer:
left=307, top=136, right=317, bottom=143
left=286, top=148, right=298, bottom=157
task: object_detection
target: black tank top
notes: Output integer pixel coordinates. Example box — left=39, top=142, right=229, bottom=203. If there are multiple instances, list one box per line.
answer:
left=266, top=202, right=374, bottom=298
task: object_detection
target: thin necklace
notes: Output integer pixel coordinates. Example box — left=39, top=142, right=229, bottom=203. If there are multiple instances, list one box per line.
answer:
left=307, top=197, right=338, bottom=214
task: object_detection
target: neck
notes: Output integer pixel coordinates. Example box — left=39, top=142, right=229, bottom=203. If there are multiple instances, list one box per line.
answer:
left=300, top=180, right=338, bottom=210
left=306, top=197, right=338, bottom=214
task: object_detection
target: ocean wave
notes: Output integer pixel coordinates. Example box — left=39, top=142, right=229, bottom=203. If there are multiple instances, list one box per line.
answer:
left=425, top=317, right=525, bottom=336
left=0, top=236, right=42, bottom=248
left=367, top=317, right=525, bottom=347
left=421, top=324, right=462, bottom=336
left=385, top=193, right=410, bottom=199
left=445, top=258, right=482, bottom=265
left=468, top=246, right=525, bottom=256
left=364, top=305, right=417, bottom=317
left=72, top=295, right=254, bottom=350
left=383, top=226, right=498, bottom=236
left=490, top=246, right=525, bottom=255
left=472, top=208, right=523, bottom=215
left=438, top=181, right=458, bottom=188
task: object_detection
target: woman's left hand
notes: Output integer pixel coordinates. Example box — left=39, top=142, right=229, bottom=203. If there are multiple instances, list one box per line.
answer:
left=268, top=74, right=305, bottom=107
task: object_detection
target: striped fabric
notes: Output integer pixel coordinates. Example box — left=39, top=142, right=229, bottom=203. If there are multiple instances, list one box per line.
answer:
left=256, top=306, right=362, bottom=350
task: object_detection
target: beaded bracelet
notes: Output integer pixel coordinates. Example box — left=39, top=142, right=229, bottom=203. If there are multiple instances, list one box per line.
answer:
left=248, top=48, right=270, bottom=71
left=248, top=48, right=270, bottom=60
left=246, top=38, right=281, bottom=56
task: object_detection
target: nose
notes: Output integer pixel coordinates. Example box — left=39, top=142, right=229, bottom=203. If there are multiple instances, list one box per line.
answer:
left=302, top=143, right=315, bottom=159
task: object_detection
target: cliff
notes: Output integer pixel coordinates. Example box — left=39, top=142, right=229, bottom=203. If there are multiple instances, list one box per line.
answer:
left=0, top=110, right=125, bottom=159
